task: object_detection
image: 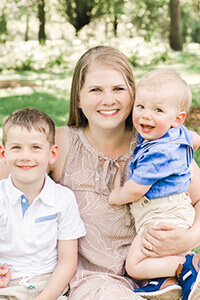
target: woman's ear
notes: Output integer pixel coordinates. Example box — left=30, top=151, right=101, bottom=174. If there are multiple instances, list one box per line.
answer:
left=0, top=145, right=6, bottom=163
left=78, top=100, right=82, bottom=108
left=171, top=111, right=186, bottom=128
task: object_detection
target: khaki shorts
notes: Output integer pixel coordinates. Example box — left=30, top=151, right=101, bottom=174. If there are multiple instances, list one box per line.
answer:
left=0, top=273, right=67, bottom=300
left=130, top=192, right=195, bottom=234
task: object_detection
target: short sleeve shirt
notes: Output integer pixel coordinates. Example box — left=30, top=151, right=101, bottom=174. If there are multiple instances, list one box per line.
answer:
left=128, top=125, right=193, bottom=199
left=0, top=174, right=86, bottom=279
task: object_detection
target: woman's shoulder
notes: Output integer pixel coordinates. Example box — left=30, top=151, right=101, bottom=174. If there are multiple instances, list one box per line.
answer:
left=49, top=126, right=70, bottom=182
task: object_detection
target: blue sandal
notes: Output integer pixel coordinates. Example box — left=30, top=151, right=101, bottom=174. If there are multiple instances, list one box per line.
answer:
left=134, top=277, right=182, bottom=300
left=177, top=253, right=200, bottom=300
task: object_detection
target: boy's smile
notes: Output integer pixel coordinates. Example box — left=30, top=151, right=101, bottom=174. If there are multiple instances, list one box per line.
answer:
left=1, top=125, right=57, bottom=197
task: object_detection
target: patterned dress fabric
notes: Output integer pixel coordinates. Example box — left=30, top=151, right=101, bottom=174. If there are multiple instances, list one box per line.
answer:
left=59, top=127, right=143, bottom=299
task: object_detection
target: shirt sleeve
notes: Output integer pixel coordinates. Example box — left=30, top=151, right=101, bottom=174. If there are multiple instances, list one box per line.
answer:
left=131, top=145, right=185, bottom=186
left=57, top=187, right=86, bottom=240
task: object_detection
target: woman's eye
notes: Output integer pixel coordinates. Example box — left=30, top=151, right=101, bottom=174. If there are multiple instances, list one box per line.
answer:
left=114, top=87, right=125, bottom=91
left=90, top=88, right=101, bottom=92
left=12, top=146, right=20, bottom=150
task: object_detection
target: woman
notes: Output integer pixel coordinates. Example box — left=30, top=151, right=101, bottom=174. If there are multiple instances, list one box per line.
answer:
left=1, top=46, right=200, bottom=299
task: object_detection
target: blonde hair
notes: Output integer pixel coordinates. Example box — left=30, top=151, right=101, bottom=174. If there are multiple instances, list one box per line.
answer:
left=137, top=69, right=192, bottom=112
left=2, top=107, right=55, bottom=146
left=67, top=45, right=135, bottom=128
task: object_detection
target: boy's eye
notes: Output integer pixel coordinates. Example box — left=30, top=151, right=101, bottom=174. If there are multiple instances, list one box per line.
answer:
left=32, top=146, right=40, bottom=150
left=12, top=146, right=20, bottom=150
left=155, top=108, right=163, bottom=113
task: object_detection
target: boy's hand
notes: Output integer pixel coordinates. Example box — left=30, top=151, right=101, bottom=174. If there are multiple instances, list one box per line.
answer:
left=0, top=263, right=11, bottom=288
left=109, top=187, right=122, bottom=205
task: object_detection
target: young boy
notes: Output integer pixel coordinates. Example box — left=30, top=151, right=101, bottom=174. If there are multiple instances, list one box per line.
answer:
left=109, top=69, right=200, bottom=300
left=0, top=108, right=86, bottom=300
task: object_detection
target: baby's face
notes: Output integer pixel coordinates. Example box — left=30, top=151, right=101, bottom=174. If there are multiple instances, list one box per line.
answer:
left=133, top=86, right=181, bottom=141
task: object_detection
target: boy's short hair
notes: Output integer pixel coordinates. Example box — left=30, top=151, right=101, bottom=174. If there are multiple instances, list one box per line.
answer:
left=2, top=107, right=55, bottom=146
left=137, top=69, right=192, bottom=112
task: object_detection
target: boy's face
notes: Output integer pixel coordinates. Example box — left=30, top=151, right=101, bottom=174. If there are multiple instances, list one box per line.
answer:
left=0, top=125, right=57, bottom=190
left=133, top=85, right=184, bottom=141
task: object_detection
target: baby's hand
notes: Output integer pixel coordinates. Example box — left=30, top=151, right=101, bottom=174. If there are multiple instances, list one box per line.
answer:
left=109, top=187, right=122, bottom=205
left=0, top=263, right=11, bottom=288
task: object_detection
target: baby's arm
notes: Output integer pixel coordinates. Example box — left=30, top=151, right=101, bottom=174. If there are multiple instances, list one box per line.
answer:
left=191, top=131, right=200, bottom=151
left=36, top=239, right=77, bottom=300
left=109, top=179, right=151, bottom=206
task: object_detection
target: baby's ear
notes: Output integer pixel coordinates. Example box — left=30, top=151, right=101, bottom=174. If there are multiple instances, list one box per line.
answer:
left=0, top=145, right=6, bottom=163
left=171, top=111, right=186, bottom=128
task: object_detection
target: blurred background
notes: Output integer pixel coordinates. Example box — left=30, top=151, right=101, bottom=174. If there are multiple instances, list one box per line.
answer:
left=0, top=0, right=199, bottom=160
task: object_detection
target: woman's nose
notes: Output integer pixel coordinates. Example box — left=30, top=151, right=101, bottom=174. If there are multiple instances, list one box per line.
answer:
left=101, top=91, right=116, bottom=105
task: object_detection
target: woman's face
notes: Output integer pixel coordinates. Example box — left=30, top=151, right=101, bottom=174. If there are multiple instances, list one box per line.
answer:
left=79, top=66, right=133, bottom=132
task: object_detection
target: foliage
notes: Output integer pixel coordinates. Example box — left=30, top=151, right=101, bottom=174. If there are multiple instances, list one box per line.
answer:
left=125, top=0, right=169, bottom=41
left=59, top=0, right=97, bottom=34
left=93, top=0, right=125, bottom=36
left=182, top=1, right=200, bottom=43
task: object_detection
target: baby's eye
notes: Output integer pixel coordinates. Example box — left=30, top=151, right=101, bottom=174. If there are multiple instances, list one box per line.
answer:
left=137, top=104, right=145, bottom=109
left=155, top=108, right=163, bottom=113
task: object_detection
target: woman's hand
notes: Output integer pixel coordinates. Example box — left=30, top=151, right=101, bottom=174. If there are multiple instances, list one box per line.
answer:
left=140, top=222, right=190, bottom=257
left=0, top=263, right=11, bottom=288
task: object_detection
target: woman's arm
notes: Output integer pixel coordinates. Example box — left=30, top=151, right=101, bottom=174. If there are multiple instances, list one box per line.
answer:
left=48, top=126, right=70, bottom=182
left=141, top=160, right=200, bottom=257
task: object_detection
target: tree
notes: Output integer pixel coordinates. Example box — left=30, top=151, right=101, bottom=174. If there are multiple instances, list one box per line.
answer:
left=169, top=0, right=183, bottom=50
left=38, top=0, right=46, bottom=44
left=61, top=0, right=97, bottom=35
left=96, top=0, right=125, bottom=37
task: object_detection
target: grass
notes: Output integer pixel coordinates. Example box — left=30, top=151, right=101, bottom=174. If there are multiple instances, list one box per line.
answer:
left=0, top=91, right=70, bottom=127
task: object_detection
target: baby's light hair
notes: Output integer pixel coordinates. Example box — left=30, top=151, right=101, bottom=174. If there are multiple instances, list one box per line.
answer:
left=2, top=107, right=55, bottom=146
left=137, top=69, right=192, bottom=112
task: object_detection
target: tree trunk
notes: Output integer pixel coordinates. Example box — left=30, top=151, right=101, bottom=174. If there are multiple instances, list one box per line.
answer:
left=38, top=0, right=46, bottom=45
left=25, top=14, right=30, bottom=41
left=169, top=0, right=183, bottom=51
left=113, top=14, right=118, bottom=37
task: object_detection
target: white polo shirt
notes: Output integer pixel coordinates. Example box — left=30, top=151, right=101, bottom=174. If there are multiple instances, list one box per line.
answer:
left=0, top=174, right=86, bottom=279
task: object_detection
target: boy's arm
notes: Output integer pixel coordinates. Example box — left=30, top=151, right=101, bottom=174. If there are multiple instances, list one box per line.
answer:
left=109, top=179, right=151, bottom=206
left=191, top=131, right=200, bottom=151
left=36, top=239, right=77, bottom=300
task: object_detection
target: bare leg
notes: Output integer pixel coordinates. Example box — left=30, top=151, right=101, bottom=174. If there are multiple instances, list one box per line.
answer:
left=126, top=234, right=186, bottom=280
